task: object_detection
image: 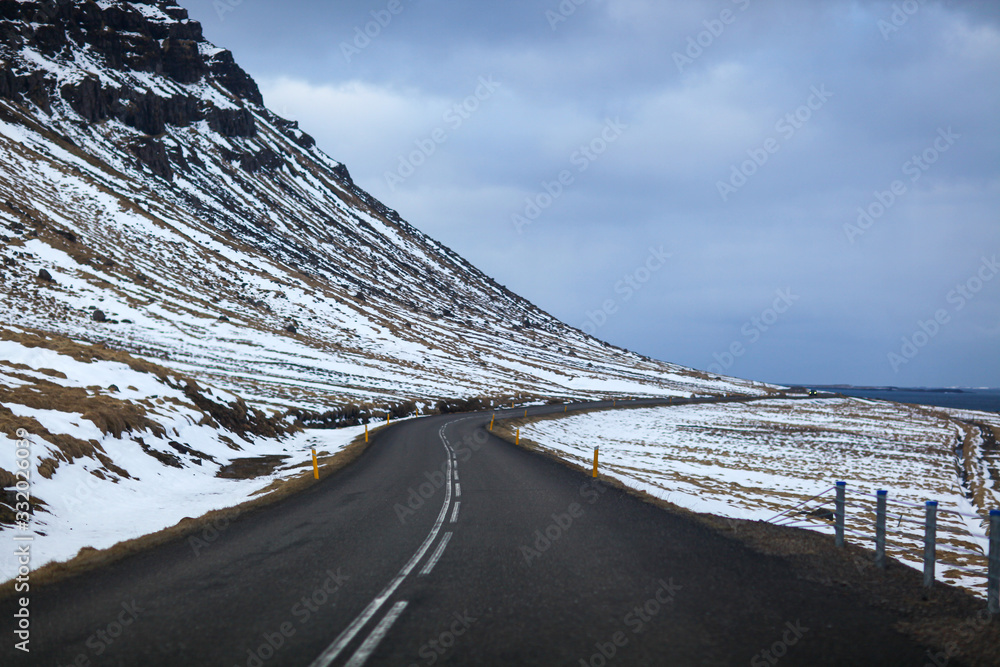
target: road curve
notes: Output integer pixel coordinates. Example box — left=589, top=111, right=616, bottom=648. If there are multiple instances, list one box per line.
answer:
left=1, top=399, right=934, bottom=666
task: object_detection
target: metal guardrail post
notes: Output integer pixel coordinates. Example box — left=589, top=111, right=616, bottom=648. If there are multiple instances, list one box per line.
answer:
left=989, top=510, right=999, bottom=614
left=875, top=490, right=887, bottom=569
left=924, top=501, right=938, bottom=588
left=835, top=481, right=846, bottom=548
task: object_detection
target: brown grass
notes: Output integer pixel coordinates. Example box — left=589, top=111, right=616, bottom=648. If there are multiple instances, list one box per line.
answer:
left=1, top=374, right=165, bottom=438
left=950, top=419, right=1000, bottom=512
left=0, top=327, right=296, bottom=475
left=0, top=327, right=170, bottom=379
left=0, top=404, right=106, bottom=479
left=216, top=455, right=289, bottom=479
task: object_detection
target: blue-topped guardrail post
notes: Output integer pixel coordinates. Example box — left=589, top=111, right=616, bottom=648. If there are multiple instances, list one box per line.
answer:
left=875, top=490, right=887, bottom=569
left=989, top=510, right=999, bottom=614
left=924, top=501, right=938, bottom=588
left=835, top=481, right=846, bottom=548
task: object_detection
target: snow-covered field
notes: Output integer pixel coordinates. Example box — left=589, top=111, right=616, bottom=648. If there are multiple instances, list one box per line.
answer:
left=517, top=399, right=1000, bottom=596
left=0, top=329, right=363, bottom=581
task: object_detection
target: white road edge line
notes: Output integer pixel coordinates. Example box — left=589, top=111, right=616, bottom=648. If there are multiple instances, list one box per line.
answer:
left=420, top=532, right=453, bottom=576
left=343, top=601, right=409, bottom=667
left=306, top=425, right=454, bottom=667
left=450, top=501, right=461, bottom=524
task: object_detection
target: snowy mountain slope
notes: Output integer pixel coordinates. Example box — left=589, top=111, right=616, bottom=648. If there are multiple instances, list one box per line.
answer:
left=0, top=0, right=771, bottom=412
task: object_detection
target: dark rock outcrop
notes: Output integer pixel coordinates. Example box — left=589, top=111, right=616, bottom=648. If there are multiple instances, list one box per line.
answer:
left=0, top=66, right=51, bottom=111
left=333, top=163, right=354, bottom=187
left=129, top=137, right=173, bottom=179
left=206, top=49, right=263, bottom=106
left=60, top=76, right=120, bottom=123
left=208, top=108, right=256, bottom=138
left=161, top=38, right=207, bottom=84
left=240, top=148, right=283, bottom=174
left=121, top=91, right=170, bottom=136
left=119, top=90, right=203, bottom=136
left=267, top=113, right=317, bottom=150
left=0, top=0, right=264, bottom=127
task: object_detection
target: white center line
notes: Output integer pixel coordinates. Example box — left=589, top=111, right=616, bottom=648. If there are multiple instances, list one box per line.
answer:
left=307, top=425, right=454, bottom=667
left=344, top=601, right=409, bottom=667
left=450, top=501, right=461, bottom=524
left=455, top=482, right=462, bottom=497
left=420, top=532, right=453, bottom=576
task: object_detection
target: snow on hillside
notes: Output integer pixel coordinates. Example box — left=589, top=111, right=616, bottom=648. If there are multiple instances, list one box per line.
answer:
left=515, top=399, right=1000, bottom=596
left=0, top=0, right=783, bottom=589
left=0, top=327, right=362, bottom=580
left=0, top=0, right=770, bottom=412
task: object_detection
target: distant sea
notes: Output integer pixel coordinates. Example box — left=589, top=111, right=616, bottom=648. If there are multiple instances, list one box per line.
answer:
left=809, top=387, right=1000, bottom=414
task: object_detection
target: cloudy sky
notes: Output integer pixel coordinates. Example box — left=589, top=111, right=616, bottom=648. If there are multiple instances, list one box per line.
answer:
left=183, top=0, right=999, bottom=387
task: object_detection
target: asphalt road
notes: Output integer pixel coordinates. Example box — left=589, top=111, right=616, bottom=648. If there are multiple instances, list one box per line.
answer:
left=2, top=398, right=937, bottom=666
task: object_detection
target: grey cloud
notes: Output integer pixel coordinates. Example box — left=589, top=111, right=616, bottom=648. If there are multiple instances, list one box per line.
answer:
left=184, top=0, right=999, bottom=386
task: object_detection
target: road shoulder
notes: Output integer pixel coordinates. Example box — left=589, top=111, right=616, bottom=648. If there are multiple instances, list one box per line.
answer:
left=494, top=407, right=1000, bottom=667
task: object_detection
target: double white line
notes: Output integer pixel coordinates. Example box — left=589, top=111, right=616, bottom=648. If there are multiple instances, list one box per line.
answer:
left=308, top=421, right=464, bottom=667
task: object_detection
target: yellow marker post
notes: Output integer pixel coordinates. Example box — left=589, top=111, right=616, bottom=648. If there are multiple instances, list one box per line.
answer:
left=386, top=413, right=390, bottom=425
left=524, top=408, right=527, bottom=418
left=312, top=448, right=319, bottom=480
left=564, top=405, right=567, bottom=413
left=365, top=423, right=369, bottom=442
left=593, top=447, right=599, bottom=478
left=516, top=427, right=520, bottom=446
left=613, top=399, right=616, bottom=407
left=490, top=413, right=495, bottom=431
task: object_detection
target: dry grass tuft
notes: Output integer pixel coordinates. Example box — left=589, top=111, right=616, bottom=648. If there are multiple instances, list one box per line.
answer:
left=0, top=326, right=296, bottom=463
left=0, top=327, right=169, bottom=379
left=1, top=375, right=164, bottom=439
left=0, top=405, right=104, bottom=478
left=216, top=455, right=289, bottom=479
